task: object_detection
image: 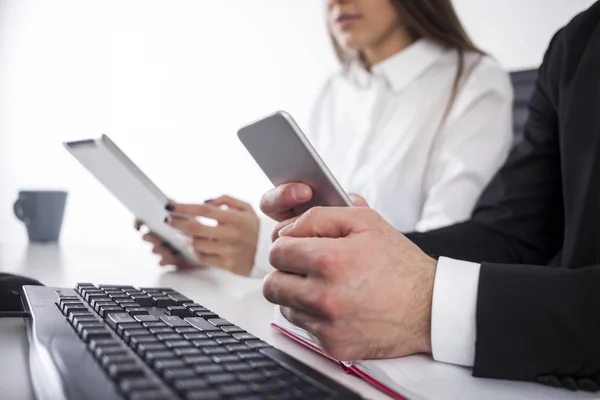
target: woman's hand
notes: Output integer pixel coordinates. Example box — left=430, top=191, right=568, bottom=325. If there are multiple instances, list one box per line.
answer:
left=140, top=230, right=202, bottom=270
left=164, top=195, right=260, bottom=276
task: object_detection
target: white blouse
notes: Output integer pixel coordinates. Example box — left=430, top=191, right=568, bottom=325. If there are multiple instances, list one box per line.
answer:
left=252, top=39, right=513, bottom=278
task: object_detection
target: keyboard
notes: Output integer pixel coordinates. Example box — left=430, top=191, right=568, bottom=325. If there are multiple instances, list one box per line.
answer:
left=22, top=284, right=362, bottom=400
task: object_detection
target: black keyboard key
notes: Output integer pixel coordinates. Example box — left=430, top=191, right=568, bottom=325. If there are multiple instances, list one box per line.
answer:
left=86, top=293, right=109, bottom=304
left=215, top=338, right=238, bottom=345
left=173, top=348, right=202, bottom=357
left=149, top=327, right=174, bottom=335
left=70, top=315, right=99, bottom=328
left=140, top=287, right=164, bottom=294
left=129, top=389, right=178, bottom=400
left=249, top=381, right=280, bottom=394
left=89, top=338, right=121, bottom=351
left=201, top=347, right=229, bottom=356
left=207, top=318, right=231, bottom=327
left=249, top=360, right=277, bottom=369
left=165, top=340, right=193, bottom=349
left=211, top=354, right=239, bottom=364
left=63, top=305, right=89, bottom=317
left=126, top=307, right=149, bottom=316
left=262, top=367, right=286, bottom=378
left=224, top=362, right=253, bottom=372
left=145, top=350, right=177, bottom=364
left=193, top=364, right=224, bottom=374
left=183, top=303, right=203, bottom=309
left=108, top=362, right=144, bottom=380
left=154, top=359, right=186, bottom=371
left=245, top=340, right=271, bottom=349
left=101, top=353, right=135, bottom=368
left=137, top=343, right=168, bottom=356
left=76, top=282, right=96, bottom=291
left=153, top=296, right=176, bottom=307
left=221, top=325, right=245, bottom=333
left=59, top=300, right=83, bottom=312
left=168, top=294, right=193, bottom=305
left=107, top=312, right=137, bottom=329
left=226, top=344, right=249, bottom=352
left=190, top=339, right=219, bottom=348
left=182, top=333, right=208, bottom=341
left=100, top=306, right=124, bottom=318
left=160, top=316, right=189, bottom=327
left=173, top=378, right=210, bottom=392
left=109, top=293, right=131, bottom=300
left=94, top=301, right=117, bottom=313
left=125, top=290, right=145, bottom=296
left=82, top=328, right=113, bottom=342
left=157, top=333, right=183, bottom=342
left=117, top=322, right=144, bottom=336
left=120, top=378, right=159, bottom=393
left=115, top=298, right=138, bottom=306
left=194, top=311, right=219, bottom=319
left=131, top=295, right=155, bottom=307
left=237, top=352, right=266, bottom=361
left=206, top=331, right=230, bottom=338
left=184, top=317, right=220, bottom=332
left=90, top=297, right=112, bottom=308
left=77, top=322, right=106, bottom=335
left=123, top=329, right=151, bottom=342
left=183, top=355, right=213, bottom=365
left=130, top=336, right=160, bottom=350
left=219, top=383, right=250, bottom=396
left=237, top=371, right=267, bottom=382
left=233, top=332, right=258, bottom=341
left=167, top=306, right=191, bottom=317
left=175, top=327, right=199, bottom=334
left=184, top=389, right=221, bottom=400
left=143, top=321, right=168, bottom=328
left=135, top=315, right=159, bottom=323
left=95, top=346, right=128, bottom=360
left=162, top=368, right=196, bottom=382
left=206, top=373, right=236, bottom=385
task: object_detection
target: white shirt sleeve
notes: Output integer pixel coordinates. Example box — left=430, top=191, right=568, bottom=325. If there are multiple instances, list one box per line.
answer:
left=415, top=57, right=513, bottom=232
left=431, top=257, right=481, bottom=367
left=249, top=217, right=277, bottom=279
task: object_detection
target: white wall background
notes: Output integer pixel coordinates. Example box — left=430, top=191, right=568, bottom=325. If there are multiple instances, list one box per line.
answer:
left=0, top=0, right=596, bottom=247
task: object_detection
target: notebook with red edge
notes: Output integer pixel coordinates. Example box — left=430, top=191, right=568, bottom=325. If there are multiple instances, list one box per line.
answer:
left=272, top=307, right=599, bottom=400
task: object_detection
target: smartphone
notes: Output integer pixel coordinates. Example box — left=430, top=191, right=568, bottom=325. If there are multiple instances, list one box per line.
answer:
left=237, top=110, right=353, bottom=215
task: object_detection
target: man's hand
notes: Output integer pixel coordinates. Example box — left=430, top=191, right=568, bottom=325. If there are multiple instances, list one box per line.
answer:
left=262, top=206, right=436, bottom=361
left=260, top=182, right=369, bottom=241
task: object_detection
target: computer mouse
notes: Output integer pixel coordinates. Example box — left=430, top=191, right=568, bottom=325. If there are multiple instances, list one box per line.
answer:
left=0, top=273, right=44, bottom=312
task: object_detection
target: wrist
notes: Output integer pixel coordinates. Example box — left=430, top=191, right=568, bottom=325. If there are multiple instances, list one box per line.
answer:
left=414, top=256, right=436, bottom=355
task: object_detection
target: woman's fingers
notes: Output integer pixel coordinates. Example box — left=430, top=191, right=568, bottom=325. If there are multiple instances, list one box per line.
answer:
left=168, top=218, right=238, bottom=241
left=168, top=202, right=240, bottom=224
left=208, top=195, right=252, bottom=212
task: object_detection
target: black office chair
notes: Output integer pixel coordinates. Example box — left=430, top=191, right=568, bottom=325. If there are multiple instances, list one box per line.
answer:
left=509, top=68, right=538, bottom=144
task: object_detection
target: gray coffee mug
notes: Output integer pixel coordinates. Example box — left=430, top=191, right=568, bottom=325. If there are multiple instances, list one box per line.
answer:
left=13, top=191, right=68, bottom=242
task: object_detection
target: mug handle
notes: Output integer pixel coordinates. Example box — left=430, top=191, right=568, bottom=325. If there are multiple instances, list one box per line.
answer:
left=13, top=198, right=31, bottom=225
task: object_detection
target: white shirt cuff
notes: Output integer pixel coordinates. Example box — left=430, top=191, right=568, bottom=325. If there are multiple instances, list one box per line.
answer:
left=431, top=257, right=481, bottom=367
left=249, top=217, right=277, bottom=279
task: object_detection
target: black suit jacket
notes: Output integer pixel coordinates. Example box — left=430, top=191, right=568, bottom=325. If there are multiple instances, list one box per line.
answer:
left=406, top=2, right=600, bottom=392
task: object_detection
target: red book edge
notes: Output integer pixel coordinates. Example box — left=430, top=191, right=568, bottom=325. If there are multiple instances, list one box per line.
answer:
left=271, top=322, right=407, bottom=400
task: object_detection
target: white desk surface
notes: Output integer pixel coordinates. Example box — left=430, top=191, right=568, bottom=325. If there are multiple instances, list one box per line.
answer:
left=0, top=241, right=390, bottom=400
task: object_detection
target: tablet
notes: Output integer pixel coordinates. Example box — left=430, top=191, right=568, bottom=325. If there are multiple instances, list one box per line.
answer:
left=63, top=135, right=198, bottom=262
left=238, top=111, right=353, bottom=215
